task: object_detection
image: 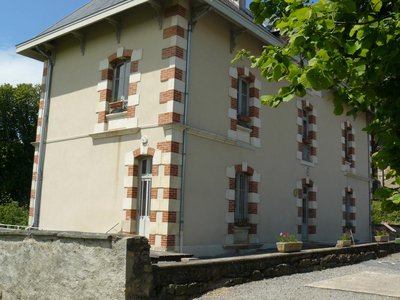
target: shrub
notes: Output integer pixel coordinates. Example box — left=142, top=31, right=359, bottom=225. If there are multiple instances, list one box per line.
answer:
left=372, top=201, right=400, bottom=225
left=0, top=200, right=28, bottom=226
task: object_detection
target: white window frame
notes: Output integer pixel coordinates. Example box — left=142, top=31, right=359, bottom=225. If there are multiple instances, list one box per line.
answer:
left=138, top=157, right=152, bottom=218
left=344, top=126, right=352, bottom=163
left=235, top=172, right=249, bottom=224
left=112, top=60, right=131, bottom=102
left=237, top=77, right=249, bottom=117
left=344, top=190, right=352, bottom=228
left=302, top=109, right=311, bottom=162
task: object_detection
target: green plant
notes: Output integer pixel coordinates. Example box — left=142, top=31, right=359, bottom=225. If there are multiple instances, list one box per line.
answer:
left=339, top=233, right=351, bottom=241
left=0, top=201, right=28, bottom=226
left=375, top=229, right=388, bottom=237
left=277, top=232, right=298, bottom=242
left=372, top=201, right=400, bottom=225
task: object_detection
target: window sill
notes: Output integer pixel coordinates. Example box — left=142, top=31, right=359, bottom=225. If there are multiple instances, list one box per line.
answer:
left=237, top=124, right=252, bottom=133
left=106, top=111, right=128, bottom=120
left=300, top=160, right=314, bottom=167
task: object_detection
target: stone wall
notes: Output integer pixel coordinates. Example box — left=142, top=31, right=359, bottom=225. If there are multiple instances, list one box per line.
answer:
left=152, top=242, right=400, bottom=299
left=0, top=230, right=152, bottom=300
left=1, top=230, right=399, bottom=300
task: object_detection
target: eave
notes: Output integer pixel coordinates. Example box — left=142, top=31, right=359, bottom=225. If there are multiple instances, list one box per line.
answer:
left=16, top=0, right=150, bottom=61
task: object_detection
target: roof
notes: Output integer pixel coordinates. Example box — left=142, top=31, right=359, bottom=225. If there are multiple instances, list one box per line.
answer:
left=16, top=0, right=282, bottom=61
left=38, top=0, right=129, bottom=37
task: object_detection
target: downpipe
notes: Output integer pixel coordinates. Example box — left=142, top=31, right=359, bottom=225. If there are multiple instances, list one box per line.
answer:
left=179, top=21, right=193, bottom=253
left=33, top=47, right=54, bottom=228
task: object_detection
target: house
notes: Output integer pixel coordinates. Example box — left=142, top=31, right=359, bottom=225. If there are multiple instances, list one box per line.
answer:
left=17, top=0, right=372, bottom=257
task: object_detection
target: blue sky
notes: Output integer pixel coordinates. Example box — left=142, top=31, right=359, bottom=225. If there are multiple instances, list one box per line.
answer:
left=0, top=0, right=89, bottom=85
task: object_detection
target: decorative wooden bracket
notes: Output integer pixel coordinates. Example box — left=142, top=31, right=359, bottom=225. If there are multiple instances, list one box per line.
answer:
left=230, top=28, right=246, bottom=54
left=71, top=31, right=86, bottom=56
left=106, top=17, right=122, bottom=43
left=149, top=0, right=164, bottom=30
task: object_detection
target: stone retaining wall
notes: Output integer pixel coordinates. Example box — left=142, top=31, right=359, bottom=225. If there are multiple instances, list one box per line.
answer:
left=0, top=230, right=152, bottom=300
left=152, top=242, right=400, bottom=299
left=1, top=230, right=399, bottom=299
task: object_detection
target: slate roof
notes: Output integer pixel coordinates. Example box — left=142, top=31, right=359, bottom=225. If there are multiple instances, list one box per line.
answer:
left=36, top=0, right=259, bottom=40
left=37, top=0, right=130, bottom=37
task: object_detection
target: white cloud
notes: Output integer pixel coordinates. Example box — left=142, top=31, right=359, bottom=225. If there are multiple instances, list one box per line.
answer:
left=0, top=47, right=43, bottom=86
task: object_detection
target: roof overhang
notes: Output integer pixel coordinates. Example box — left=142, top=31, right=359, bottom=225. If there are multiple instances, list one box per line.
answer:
left=16, top=0, right=282, bottom=61
left=16, top=0, right=150, bottom=61
left=202, top=0, right=283, bottom=47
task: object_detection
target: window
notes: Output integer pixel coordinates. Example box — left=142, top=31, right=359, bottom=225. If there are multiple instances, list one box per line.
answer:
left=112, top=60, right=131, bottom=102
left=344, top=190, right=352, bottom=228
left=237, top=77, right=249, bottom=124
left=302, top=109, right=311, bottom=161
left=344, top=126, right=352, bottom=163
left=138, top=158, right=152, bottom=220
left=235, top=172, right=249, bottom=225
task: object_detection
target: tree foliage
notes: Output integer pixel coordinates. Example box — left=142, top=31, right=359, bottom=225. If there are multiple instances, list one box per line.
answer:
left=0, top=84, right=40, bottom=206
left=238, top=0, right=400, bottom=210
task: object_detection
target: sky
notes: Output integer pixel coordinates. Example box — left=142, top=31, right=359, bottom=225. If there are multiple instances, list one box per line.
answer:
left=0, top=0, right=89, bottom=86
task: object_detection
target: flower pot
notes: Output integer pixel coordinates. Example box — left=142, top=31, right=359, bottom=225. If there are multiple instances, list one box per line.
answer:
left=276, top=241, right=303, bottom=253
left=374, top=235, right=389, bottom=242
left=336, top=240, right=351, bottom=248
left=233, top=226, right=250, bottom=243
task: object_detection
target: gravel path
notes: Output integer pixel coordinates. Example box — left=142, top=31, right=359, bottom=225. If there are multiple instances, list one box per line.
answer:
left=195, top=253, right=400, bottom=300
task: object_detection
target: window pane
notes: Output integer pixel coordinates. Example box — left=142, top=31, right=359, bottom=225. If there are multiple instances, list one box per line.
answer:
left=235, top=172, right=248, bottom=223
left=122, top=61, right=131, bottom=100
left=140, top=181, right=148, bottom=216
left=237, top=78, right=249, bottom=116
left=112, top=61, right=130, bottom=101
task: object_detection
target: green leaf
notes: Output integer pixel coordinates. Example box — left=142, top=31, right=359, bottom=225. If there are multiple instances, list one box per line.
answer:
left=273, top=64, right=283, bottom=81
left=261, top=94, right=275, bottom=105
left=393, top=194, right=400, bottom=205
left=283, top=93, right=294, bottom=102
left=293, top=7, right=312, bottom=21
left=346, top=41, right=361, bottom=55
left=370, top=0, right=382, bottom=12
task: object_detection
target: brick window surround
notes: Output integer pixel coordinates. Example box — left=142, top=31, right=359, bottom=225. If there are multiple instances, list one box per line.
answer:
left=342, top=186, right=356, bottom=234
left=296, top=178, right=317, bottom=240
left=95, top=47, right=142, bottom=133
left=225, top=163, right=261, bottom=245
left=228, top=67, right=261, bottom=148
left=341, top=121, right=356, bottom=173
left=296, top=100, right=317, bottom=165
left=158, top=4, right=188, bottom=127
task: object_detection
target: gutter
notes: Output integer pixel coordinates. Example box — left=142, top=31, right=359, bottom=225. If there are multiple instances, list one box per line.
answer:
left=32, top=47, right=54, bottom=228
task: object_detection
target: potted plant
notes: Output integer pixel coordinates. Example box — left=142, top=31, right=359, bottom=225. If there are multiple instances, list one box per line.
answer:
left=276, top=232, right=303, bottom=253
left=374, top=229, right=389, bottom=242
left=336, top=233, right=352, bottom=248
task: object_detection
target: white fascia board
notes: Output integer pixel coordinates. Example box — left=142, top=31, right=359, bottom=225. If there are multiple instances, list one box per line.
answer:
left=16, top=0, right=150, bottom=55
left=202, top=0, right=283, bottom=47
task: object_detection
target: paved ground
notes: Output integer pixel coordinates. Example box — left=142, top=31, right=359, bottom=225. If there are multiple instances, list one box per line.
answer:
left=196, top=253, right=400, bottom=300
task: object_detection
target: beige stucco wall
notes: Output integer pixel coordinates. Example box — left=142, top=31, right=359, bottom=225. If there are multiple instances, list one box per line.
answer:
left=39, top=4, right=170, bottom=232
left=182, top=11, right=371, bottom=256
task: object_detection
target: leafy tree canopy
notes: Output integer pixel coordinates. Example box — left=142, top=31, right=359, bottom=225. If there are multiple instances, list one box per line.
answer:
left=237, top=0, right=400, bottom=211
left=0, top=84, right=40, bottom=206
